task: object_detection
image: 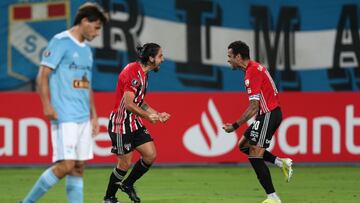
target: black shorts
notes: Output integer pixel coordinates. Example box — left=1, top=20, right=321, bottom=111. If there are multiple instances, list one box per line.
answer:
left=244, top=107, right=282, bottom=148
left=108, top=121, right=153, bottom=155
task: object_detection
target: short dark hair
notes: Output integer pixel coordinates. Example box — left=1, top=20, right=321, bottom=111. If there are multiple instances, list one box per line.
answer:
left=136, top=43, right=161, bottom=64
left=228, top=41, right=250, bottom=59
left=73, top=2, right=108, bottom=26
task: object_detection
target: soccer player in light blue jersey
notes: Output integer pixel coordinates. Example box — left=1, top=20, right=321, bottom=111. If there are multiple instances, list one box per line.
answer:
left=20, top=2, right=108, bottom=203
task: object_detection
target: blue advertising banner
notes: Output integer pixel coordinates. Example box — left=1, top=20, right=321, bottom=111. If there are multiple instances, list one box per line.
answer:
left=0, top=0, right=359, bottom=91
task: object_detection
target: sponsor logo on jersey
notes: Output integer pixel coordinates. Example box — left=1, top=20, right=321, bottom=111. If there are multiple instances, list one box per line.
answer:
left=144, top=128, right=149, bottom=134
left=73, top=73, right=90, bottom=89
left=124, top=143, right=132, bottom=151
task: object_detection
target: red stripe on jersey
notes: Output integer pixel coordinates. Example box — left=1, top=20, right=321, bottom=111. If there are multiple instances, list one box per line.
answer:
left=137, top=118, right=143, bottom=128
left=134, top=70, right=147, bottom=104
left=113, top=112, right=118, bottom=133
left=110, top=62, right=147, bottom=134
left=130, top=114, right=137, bottom=131
left=260, top=91, right=270, bottom=114
left=48, top=3, right=66, bottom=17
left=111, top=97, right=124, bottom=135
left=119, top=97, right=126, bottom=134
left=13, top=6, right=31, bottom=20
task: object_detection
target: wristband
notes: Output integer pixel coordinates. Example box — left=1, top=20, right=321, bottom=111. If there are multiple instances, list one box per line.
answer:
left=232, top=122, right=240, bottom=130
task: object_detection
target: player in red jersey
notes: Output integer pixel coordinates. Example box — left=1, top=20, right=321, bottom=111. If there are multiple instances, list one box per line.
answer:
left=223, top=41, right=293, bottom=203
left=103, top=43, right=170, bottom=203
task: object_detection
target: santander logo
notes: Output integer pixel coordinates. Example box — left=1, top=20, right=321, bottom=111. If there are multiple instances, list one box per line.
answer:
left=183, top=99, right=238, bottom=157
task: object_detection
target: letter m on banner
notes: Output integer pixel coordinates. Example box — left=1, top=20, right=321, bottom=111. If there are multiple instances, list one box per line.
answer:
left=7, top=1, right=70, bottom=82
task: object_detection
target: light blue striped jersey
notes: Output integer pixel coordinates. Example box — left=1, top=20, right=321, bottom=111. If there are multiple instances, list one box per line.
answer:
left=41, top=30, right=93, bottom=123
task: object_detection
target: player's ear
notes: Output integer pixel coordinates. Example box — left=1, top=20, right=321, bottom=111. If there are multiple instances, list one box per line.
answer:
left=81, top=17, right=89, bottom=24
left=149, top=56, right=155, bottom=63
left=236, top=53, right=242, bottom=61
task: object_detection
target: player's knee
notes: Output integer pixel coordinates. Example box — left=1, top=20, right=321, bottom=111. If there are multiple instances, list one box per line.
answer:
left=72, top=162, right=85, bottom=176
left=54, top=160, right=76, bottom=177
left=118, top=159, right=132, bottom=171
left=143, top=151, right=156, bottom=164
left=238, top=137, right=249, bottom=149
left=239, top=146, right=250, bottom=155
left=249, top=145, right=264, bottom=157
left=63, top=161, right=76, bottom=173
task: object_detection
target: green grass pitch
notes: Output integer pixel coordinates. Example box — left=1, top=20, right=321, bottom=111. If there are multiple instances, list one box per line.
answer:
left=1, top=166, right=359, bottom=203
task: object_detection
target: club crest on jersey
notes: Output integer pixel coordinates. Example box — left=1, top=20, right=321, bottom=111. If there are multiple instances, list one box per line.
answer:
left=43, top=51, right=51, bottom=57
left=245, top=79, right=250, bottom=87
left=144, top=129, right=149, bottom=135
left=124, top=143, right=132, bottom=151
left=247, top=88, right=252, bottom=94
left=132, top=79, right=139, bottom=87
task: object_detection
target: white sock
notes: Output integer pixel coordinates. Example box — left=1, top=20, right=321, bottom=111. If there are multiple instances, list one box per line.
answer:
left=275, top=157, right=283, bottom=167
left=267, top=192, right=281, bottom=202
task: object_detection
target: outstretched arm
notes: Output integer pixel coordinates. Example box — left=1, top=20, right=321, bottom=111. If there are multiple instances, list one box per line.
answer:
left=223, top=99, right=259, bottom=133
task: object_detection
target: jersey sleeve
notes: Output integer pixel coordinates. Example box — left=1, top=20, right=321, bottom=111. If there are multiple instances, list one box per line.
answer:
left=245, top=68, right=262, bottom=101
left=40, top=37, right=66, bottom=70
left=123, top=70, right=140, bottom=94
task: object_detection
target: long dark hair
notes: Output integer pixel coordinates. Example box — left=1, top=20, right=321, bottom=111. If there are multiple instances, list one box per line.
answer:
left=136, top=43, right=161, bottom=65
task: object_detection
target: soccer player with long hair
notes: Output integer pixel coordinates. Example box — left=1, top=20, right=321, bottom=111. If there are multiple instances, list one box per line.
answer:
left=103, top=43, right=170, bottom=203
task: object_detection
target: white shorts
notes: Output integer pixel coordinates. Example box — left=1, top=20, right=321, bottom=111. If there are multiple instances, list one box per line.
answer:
left=51, top=121, right=93, bottom=162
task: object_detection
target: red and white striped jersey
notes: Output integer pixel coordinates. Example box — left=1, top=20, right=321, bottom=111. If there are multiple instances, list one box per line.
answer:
left=110, top=62, right=148, bottom=134
left=244, top=60, right=280, bottom=115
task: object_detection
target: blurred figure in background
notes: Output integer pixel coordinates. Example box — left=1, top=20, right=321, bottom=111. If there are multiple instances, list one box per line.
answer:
left=223, top=40, right=293, bottom=203
left=103, top=43, right=170, bottom=203
left=20, top=2, right=108, bottom=203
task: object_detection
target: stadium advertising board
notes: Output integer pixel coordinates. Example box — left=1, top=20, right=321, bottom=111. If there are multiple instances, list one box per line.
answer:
left=0, top=92, right=359, bottom=165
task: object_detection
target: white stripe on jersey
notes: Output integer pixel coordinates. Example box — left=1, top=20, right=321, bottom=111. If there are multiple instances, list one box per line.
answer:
left=110, top=112, right=115, bottom=133
left=119, top=97, right=126, bottom=134
left=117, top=97, right=126, bottom=134
left=129, top=112, right=134, bottom=132
left=260, top=91, right=270, bottom=114
left=135, top=71, right=143, bottom=103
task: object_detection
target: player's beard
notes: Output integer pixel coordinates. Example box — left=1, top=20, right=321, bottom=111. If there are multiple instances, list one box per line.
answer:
left=150, top=61, right=160, bottom=73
